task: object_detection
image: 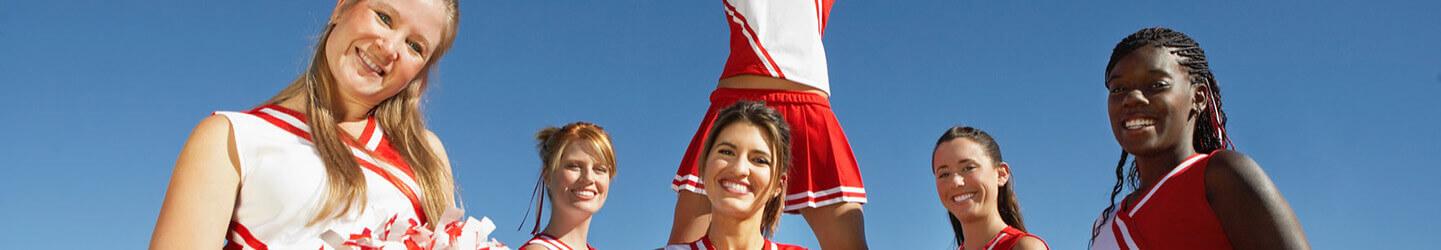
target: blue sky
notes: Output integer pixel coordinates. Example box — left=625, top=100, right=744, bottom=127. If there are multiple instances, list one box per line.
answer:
left=2, top=0, right=1439, bottom=248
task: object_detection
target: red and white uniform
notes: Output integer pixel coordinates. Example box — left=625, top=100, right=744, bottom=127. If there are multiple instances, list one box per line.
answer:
left=663, top=236, right=807, bottom=250
left=523, top=234, right=596, bottom=250
left=1090, top=152, right=1232, bottom=250
left=720, top=0, right=834, bottom=94
left=961, top=226, right=1048, bottom=250
left=674, top=0, right=865, bottom=213
left=215, top=105, right=428, bottom=249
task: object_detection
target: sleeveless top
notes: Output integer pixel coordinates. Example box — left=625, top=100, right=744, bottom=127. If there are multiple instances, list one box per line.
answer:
left=720, top=0, right=834, bottom=94
left=216, top=105, right=427, bottom=249
left=959, top=226, right=1048, bottom=250
left=1090, top=152, right=1232, bottom=250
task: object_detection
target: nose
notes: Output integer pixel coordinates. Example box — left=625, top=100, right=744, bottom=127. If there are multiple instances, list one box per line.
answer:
left=577, top=167, right=597, bottom=185
left=1120, top=89, right=1149, bottom=108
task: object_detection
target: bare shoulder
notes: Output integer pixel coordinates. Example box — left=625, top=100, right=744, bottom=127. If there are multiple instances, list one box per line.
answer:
left=518, top=243, right=547, bottom=250
left=1012, top=235, right=1049, bottom=250
left=1204, top=149, right=1311, bottom=249
left=183, top=114, right=241, bottom=175
left=422, top=129, right=451, bottom=169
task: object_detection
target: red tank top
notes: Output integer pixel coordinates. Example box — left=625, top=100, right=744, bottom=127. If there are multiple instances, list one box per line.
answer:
left=1094, top=152, right=1232, bottom=250
left=961, top=226, right=1048, bottom=250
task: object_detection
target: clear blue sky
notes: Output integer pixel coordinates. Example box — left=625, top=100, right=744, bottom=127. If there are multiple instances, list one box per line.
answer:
left=2, top=0, right=1439, bottom=248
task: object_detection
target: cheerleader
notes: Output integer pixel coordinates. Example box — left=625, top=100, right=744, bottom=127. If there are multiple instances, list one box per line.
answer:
left=669, top=1, right=867, bottom=249
left=151, top=0, right=502, bottom=249
left=931, top=126, right=1047, bottom=250
left=666, top=101, right=807, bottom=250
left=520, top=122, right=616, bottom=250
left=1089, top=27, right=1309, bottom=249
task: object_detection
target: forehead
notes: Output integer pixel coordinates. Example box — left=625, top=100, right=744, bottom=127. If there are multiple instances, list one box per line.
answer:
left=371, top=0, right=450, bottom=45
left=715, top=122, right=772, bottom=152
left=933, top=138, right=989, bottom=166
left=560, top=140, right=600, bottom=160
left=1108, top=46, right=1183, bottom=80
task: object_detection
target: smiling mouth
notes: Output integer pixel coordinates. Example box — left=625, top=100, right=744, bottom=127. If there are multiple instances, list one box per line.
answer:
left=951, top=193, right=976, bottom=203
left=572, top=189, right=597, bottom=200
left=356, top=48, right=387, bottom=77
left=1123, top=118, right=1156, bottom=130
left=720, top=179, right=751, bottom=194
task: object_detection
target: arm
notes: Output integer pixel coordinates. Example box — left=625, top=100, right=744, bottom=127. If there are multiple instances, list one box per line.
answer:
left=1011, top=236, right=1048, bottom=250
left=1205, top=150, right=1310, bottom=249
left=150, top=115, right=243, bottom=249
left=667, top=191, right=712, bottom=244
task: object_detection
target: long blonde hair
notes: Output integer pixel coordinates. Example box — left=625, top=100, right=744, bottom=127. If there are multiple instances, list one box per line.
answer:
left=265, top=0, right=462, bottom=227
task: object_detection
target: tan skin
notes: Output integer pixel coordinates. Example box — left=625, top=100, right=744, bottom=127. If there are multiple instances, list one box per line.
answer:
left=522, top=142, right=613, bottom=250
left=1106, top=46, right=1309, bottom=249
left=671, top=76, right=868, bottom=250
left=932, top=138, right=1044, bottom=250
left=700, top=122, right=786, bottom=250
left=149, top=0, right=452, bottom=248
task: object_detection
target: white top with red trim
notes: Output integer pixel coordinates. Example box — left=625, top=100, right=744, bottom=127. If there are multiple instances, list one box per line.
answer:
left=720, top=0, right=834, bottom=94
left=215, top=105, right=428, bottom=250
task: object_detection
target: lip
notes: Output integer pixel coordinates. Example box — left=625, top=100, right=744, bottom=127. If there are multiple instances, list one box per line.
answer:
left=571, top=188, right=598, bottom=201
left=718, top=178, right=752, bottom=195
left=950, top=192, right=977, bottom=204
left=355, top=47, right=387, bottom=77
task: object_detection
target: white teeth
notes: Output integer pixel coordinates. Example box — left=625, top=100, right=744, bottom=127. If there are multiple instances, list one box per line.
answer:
left=953, top=193, right=975, bottom=202
left=1124, top=118, right=1155, bottom=129
left=357, top=48, right=384, bottom=76
left=573, top=190, right=596, bottom=199
left=721, top=181, right=750, bottom=194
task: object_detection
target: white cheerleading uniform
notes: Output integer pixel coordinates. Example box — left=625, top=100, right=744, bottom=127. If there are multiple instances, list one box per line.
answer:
left=216, top=105, right=429, bottom=250
left=720, top=0, right=834, bottom=94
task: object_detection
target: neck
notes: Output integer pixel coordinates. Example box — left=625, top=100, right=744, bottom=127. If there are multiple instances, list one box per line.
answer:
left=958, top=212, right=1009, bottom=250
left=706, top=211, right=766, bottom=250
left=1132, top=143, right=1197, bottom=194
left=540, top=208, right=593, bottom=249
left=277, top=92, right=372, bottom=123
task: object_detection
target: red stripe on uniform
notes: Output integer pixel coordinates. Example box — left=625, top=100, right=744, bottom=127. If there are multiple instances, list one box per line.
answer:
left=723, top=0, right=786, bottom=78
left=247, top=105, right=430, bottom=224
left=229, top=220, right=268, bottom=250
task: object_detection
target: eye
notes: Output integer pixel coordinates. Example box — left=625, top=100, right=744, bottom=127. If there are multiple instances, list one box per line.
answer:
left=375, top=11, right=393, bottom=27
left=1107, top=85, right=1124, bottom=95
left=1150, top=81, right=1171, bottom=90
left=962, top=165, right=978, bottom=172
left=406, top=40, right=424, bottom=54
left=716, top=148, right=735, bottom=156
left=565, top=163, right=582, bottom=170
left=751, top=156, right=771, bottom=165
left=936, top=171, right=951, bottom=179
left=593, top=166, right=609, bottom=174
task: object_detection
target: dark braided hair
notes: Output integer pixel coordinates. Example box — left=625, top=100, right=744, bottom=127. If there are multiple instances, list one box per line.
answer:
left=1090, top=27, right=1234, bottom=245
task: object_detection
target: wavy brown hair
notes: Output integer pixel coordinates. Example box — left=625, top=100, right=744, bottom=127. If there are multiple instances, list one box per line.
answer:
left=697, top=101, right=792, bottom=237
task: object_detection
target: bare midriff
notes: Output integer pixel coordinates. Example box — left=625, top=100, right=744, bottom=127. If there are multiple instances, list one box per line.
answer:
left=717, top=75, right=829, bottom=98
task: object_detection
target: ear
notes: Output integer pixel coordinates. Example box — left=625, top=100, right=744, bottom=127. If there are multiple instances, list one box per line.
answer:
left=774, top=174, right=789, bottom=198
left=1192, top=81, right=1211, bottom=115
left=996, top=162, right=1011, bottom=186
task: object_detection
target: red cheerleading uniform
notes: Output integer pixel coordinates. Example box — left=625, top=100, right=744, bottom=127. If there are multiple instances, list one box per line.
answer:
left=961, top=226, right=1048, bottom=250
left=1091, top=152, right=1233, bottom=250
left=672, top=0, right=865, bottom=214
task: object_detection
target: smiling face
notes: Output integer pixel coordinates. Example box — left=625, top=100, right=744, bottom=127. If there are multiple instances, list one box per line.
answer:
left=324, top=0, right=450, bottom=107
left=1106, top=46, right=1206, bottom=156
left=546, top=141, right=612, bottom=216
left=701, top=122, right=785, bottom=220
left=932, top=138, right=1010, bottom=222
